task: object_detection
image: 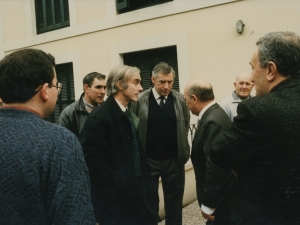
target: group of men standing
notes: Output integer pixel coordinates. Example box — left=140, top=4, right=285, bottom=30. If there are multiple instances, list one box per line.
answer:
left=1, top=31, right=300, bottom=225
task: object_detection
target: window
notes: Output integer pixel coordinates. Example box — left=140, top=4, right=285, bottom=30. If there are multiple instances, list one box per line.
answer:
left=35, top=0, right=70, bottom=34
left=123, top=46, right=180, bottom=91
left=46, top=62, right=75, bottom=123
left=116, top=0, right=173, bottom=14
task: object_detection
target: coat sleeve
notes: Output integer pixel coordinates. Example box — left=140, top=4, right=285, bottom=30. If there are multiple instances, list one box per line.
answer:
left=57, top=106, right=72, bottom=129
left=200, top=119, right=235, bottom=208
left=210, top=101, right=264, bottom=173
left=80, top=115, right=114, bottom=182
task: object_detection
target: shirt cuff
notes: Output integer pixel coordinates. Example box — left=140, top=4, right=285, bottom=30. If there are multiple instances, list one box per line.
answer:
left=201, top=204, right=215, bottom=215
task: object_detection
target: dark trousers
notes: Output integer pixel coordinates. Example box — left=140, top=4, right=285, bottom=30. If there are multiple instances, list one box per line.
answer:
left=147, top=157, right=185, bottom=225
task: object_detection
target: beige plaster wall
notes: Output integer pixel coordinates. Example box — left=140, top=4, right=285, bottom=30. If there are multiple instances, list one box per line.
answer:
left=76, top=0, right=107, bottom=24
left=1, top=0, right=27, bottom=43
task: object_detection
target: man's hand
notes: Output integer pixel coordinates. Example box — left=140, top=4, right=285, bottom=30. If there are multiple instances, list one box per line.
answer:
left=201, top=209, right=215, bottom=221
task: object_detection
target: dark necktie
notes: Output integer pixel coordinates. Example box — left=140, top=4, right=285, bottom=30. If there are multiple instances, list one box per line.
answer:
left=159, top=96, right=165, bottom=108
left=125, top=109, right=141, bottom=177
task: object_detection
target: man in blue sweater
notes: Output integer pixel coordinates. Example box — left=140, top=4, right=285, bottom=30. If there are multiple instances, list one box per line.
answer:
left=0, top=48, right=95, bottom=224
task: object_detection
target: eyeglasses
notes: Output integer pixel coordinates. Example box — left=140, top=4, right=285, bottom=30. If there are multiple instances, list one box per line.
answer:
left=50, top=82, right=62, bottom=95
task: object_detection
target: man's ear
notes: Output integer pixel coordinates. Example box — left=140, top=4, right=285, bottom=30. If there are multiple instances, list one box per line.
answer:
left=191, top=94, right=198, bottom=104
left=116, top=81, right=123, bottom=91
left=38, top=83, right=49, bottom=101
left=234, top=81, right=237, bottom=88
left=151, top=76, right=155, bottom=85
left=83, top=84, right=89, bottom=93
left=266, top=61, right=277, bottom=82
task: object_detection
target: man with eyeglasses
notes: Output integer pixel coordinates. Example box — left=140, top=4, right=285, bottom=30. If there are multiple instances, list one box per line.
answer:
left=58, top=72, right=106, bottom=139
left=0, top=48, right=95, bottom=224
left=131, top=62, right=190, bottom=225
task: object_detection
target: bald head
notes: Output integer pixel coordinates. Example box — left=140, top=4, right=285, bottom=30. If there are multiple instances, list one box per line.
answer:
left=184, top=78, right=214, bottom=116
left=185, top=78, right=214, bottom=102
left=236, top=72, right=252, bottom=82
left=234, top=72, right=254, bottom=99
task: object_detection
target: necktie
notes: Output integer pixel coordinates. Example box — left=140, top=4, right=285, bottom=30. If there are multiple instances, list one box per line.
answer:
left=159, top=96, right=165, bottom=108
left=125, top=109, right=141, bottom=177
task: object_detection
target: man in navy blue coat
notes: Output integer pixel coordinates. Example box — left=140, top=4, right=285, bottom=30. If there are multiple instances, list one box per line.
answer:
left=81, top=65, right=160, bottom=225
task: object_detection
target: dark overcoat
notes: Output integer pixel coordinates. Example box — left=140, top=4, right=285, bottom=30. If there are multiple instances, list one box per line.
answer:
left=210, top=77, right=300, bottom=225
left=80, top=96, right=160, bottom=225
left=191, top=103, right=237, bottom=216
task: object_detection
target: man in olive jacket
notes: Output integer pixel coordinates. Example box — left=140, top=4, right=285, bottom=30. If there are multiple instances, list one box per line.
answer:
left=131, top=62, right=190, bottom=225
left=58, top=72, right=106, bottom=139
left=210, top=31, right=300, bottom=225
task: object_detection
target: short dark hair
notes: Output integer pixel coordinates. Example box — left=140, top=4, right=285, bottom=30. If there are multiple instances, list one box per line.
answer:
left=0, top=48, right=55, bottom=103
left=188, top=84, right=214, bottom=102
left=83, top=72, right=106, bottom=87
left=256, top=31, right=300, bottom=77
left=152, top=62, right=175, bottom=78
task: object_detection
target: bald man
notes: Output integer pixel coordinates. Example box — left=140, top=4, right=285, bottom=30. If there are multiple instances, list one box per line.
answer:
left=184, top=79, right=237, bottom=225
left=219, top=73, right=254, bottom=121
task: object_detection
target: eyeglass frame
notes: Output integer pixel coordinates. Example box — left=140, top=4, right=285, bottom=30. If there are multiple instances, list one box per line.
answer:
left=35, top=82, right=62, bottom=95
left=49, top=82, right=62, bottom=95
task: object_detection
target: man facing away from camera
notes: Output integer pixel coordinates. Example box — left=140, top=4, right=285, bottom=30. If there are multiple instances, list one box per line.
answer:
left=0, top=48, right=95, bottom=224
left=184, top=78, right=237, bottom=225
left=210, top=31, right=300, bottom=225
left=58, top=72, right=106, bottom=139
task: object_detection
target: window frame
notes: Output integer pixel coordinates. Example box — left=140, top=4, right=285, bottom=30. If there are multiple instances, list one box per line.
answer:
left=35, top=0, right=70, bottom=34
left=116, top=0, right=173, bottom=14
left=123, top=46, right=180, bottom=92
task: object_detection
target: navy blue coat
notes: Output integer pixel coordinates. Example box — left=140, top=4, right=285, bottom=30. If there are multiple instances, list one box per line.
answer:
left=192, top=103, right=237, bottom=212
left=81, top=96, right=160, bottom=225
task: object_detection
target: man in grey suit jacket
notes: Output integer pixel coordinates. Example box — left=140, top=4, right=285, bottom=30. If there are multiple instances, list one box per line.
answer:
left=184, top=78, right=237, bottom=225
left=210, top=31, right=300, bottom=225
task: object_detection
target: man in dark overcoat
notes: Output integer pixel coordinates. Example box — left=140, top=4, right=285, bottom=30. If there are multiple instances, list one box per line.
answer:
left=81, top=65, right=160, bottom=225
left=210, top=31, right=300, bottom=225
left=184, top=78, right=237, bottom=225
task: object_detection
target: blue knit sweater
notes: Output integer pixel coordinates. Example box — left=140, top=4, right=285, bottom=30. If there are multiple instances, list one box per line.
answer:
left=0, top=108, right=95, bottom=225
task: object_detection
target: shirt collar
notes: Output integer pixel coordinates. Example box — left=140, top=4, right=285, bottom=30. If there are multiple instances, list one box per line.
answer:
left=82, top=97, right=95, bottom=113
left=198, top=101, right=216, bottom=121
left=152, top=87, right=168, bottom=100
left=115, top=98, right=127, bottom=112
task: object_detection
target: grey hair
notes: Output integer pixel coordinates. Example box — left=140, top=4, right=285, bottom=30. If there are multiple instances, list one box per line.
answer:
left=106, top=65, right=140, bottom=96
left=256, top=31, right=300, bottom=77
left=152, top=62, right=176, bottom=78
left=187, top=83, right=214, bottom=102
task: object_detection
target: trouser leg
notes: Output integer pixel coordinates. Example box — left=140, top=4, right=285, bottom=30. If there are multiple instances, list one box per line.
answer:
left=161, top=158, right=185, bottom=225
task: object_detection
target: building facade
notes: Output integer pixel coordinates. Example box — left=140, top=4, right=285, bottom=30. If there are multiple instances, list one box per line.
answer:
left=1, top=0, right=299, bottom=217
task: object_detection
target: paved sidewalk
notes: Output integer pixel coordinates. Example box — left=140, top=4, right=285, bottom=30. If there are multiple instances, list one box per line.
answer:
left=158, top=200, right=206, bottom=225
